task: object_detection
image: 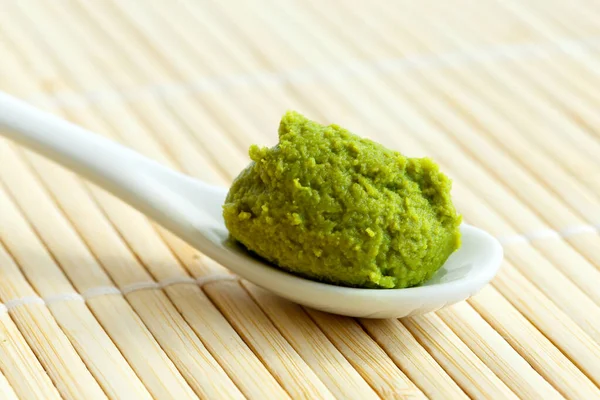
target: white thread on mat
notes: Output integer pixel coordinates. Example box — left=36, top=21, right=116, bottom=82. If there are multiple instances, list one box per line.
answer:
left=4, top=296, right=45, bottom=310
left=559, top=224, right=599, bottom=238
left=156, top=276, right=197, bottom=289
left=27, top=34, right=600, bottom=109
left=121, top=281, right=161, bottom=294
left=0, top=275, right=241, bottom=315
left=118, top=276, right=211, bottom=294
left=83, top=286, right=122, bottom=299
left=496, top=229, right=561, bottom=245
left=498, top=226, right=600, bottom=245
left=496, top=235, right=530, bottom=246
left=523, top=230, right=561, bottom=241
left=44, top=293, right=85, bottom=305
left=498, top=224, right=600, bottom=245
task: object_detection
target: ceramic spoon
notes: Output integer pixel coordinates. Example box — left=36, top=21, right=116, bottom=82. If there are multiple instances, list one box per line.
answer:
left=0, top=91, right=503, bottom=318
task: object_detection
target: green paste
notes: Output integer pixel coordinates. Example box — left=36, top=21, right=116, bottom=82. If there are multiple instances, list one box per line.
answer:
left=223, top=111, right=462, bottom=289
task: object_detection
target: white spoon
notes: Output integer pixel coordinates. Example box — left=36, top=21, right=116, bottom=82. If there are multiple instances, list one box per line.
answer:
left=0, top=91, right=503, bottom=319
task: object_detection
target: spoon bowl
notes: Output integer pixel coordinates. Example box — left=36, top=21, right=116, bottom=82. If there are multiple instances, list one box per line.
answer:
left=190, top=184, right=503, bottom=318
left=0, top=91, right=503, bottom=318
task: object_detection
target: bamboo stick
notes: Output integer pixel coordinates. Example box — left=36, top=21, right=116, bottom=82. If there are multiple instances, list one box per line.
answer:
left=0, top=371, right=18, bottom=400
left=159, top=284, right=294, bottom=400
left=498, top=59, right=600, bottom=155
left=510, top=54, right=600, bottom=141
left=0, top=306, right=61, bottom=400
left=155, top=224, right=337, bottom=400
left=104, top=0, right=267, bottom=151
left=496, top=0, right=593, bottom=44
left=244, top=282, right=422, bottom=399
left=494, top=261, right=600, bottom=382
left=243, top=284, right=380, bottom=399
left=437, top=303, right=563, bottom=400
left=155, top=0, right=301, bottom=136
left=415, top=38, right=600, bottom=211
left=0, top=244, right=107, bottom=399
left=0, top=186, right=153, bottom=400
left=526, top=4, right=600, bottom=137
left=402, top=314, right=518, bottom=399
left=52, top=1, right=234, bottom=185
left=302, top=308, right=445, bottom=399
left=361, top=318, right=468, bottom=400
left=506, top=0, right=600, bottom=38
left=204, top=281, right=335, bottom=399
left=85, top=295, right=199, bottom=400
left=472, top=2, right=599, bottom=158
left=469, top=285, right=600, bottom=397
left=452, top=197, right=600, bottom=386
left=428, top=3, right=600, bottom=193
left=541, top=0, right=600, bottom=31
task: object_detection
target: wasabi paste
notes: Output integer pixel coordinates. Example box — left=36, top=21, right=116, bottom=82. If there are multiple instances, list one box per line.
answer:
left=223, top=111, right=461, bottom=289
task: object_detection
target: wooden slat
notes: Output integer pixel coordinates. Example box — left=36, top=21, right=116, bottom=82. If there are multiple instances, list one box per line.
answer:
left=0, top=371, right=18, bottom=400
left=0, top=186, right=152, bottom=400
left=0, top=310, right=61, bottom=400
left=244, top=283, right=421, bottom=399
left=204, top=281, right=335, bottom=399
left=0, top=245, right=106, bottom=400
left=470, top=286, right=600, bottom=397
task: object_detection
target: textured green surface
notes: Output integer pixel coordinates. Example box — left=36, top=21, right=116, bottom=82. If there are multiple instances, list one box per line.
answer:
left=223, top=111, right=461, bottom=288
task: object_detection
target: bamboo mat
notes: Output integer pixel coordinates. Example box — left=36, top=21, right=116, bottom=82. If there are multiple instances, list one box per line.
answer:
left=0, top=0, right=599, bottom=398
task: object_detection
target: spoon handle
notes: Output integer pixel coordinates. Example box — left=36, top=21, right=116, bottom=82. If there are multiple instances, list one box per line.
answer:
left=0, top=91, right=198, bottom=235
